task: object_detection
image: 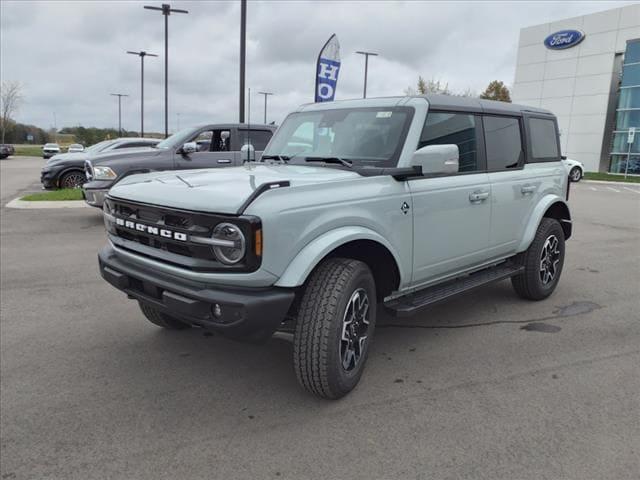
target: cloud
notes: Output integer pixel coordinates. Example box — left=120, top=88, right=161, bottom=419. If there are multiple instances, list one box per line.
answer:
left=0, top=0, right=634, bottom=135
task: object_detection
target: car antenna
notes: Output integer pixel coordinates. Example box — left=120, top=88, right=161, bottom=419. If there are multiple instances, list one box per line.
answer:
left=245, top=87, right=251, bottom=163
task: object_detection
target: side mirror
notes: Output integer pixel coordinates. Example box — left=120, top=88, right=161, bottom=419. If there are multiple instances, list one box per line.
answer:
left=181, top=142, right=197, bottom=154
left=410, top=144, right=459, bottom=175
left=241, top=143, right=255, bottom=161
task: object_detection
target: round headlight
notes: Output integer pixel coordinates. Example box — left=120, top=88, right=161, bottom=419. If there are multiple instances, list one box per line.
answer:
left=212, top=223, right=246, bottom=265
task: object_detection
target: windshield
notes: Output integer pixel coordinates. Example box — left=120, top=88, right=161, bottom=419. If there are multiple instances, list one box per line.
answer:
left=86, top=140, right=115, bottom=154
left=154, top=127, right=200, bottom=150
left=263, top=107, right=413, bottom=167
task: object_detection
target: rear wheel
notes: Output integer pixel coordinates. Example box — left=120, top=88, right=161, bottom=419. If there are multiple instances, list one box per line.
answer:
left=512, top=218, right=565, bottom=300
left=293, top=258, right=376, bottom=399
left=569, top=167, right=582, bottom=182
left=138, top=302, right=191, bottom=330
left=60, top=170, right=86, bottom=189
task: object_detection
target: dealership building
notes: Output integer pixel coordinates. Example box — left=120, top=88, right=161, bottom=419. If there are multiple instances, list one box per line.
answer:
left=512, top=4, right=640, bottom=173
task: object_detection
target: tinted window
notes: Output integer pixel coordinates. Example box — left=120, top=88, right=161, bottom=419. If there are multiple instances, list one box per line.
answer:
left=483, top=116, right=523, bottom=171
left=243, top=130, right=272, bottom=151
left=419, top=112, right=479, bottom=172
left=529, top=118, right=559, bottom=160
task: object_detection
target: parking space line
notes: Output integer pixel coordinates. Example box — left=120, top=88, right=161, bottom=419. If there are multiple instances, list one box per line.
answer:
left=607, top=187, right=621, bottom=193
left=623, top=187, right=640, bottom=194
left=589, top=187, right=598, bottom=191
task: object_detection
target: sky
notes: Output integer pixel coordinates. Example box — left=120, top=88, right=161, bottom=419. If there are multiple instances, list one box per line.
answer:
left=1, top=0, right=635, bottom=134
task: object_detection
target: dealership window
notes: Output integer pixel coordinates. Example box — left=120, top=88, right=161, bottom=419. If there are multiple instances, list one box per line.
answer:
left=483, top=116, right=523, bottom=170
left=609, top=39, right=640, bottom=174
left=418, top=112, right=479, bottom=172
left=528, top=118, right=559, bottom=160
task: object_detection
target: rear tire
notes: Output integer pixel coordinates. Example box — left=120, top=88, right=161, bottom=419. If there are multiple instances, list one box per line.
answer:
left=293, top=258, right=376, bottom=399
left=512, top=218, right=565, bottom=300
left=139, top=302, right=191, bottom=330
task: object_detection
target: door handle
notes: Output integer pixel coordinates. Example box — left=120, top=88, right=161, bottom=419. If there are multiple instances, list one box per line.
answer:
left=217, top=159, right=232, bottom=164
left=521, top=184, right=537, bottom=195
left=469, top=190, right=490, bottom=203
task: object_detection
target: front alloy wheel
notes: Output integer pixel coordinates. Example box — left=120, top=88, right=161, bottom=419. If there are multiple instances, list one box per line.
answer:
left=570, top=167, right=582, bottom=182
left=293, top=258, right=377, bottom=399
left=60, top=171, right=86, bottom=189
left=340, top=288, right=370, bottom=372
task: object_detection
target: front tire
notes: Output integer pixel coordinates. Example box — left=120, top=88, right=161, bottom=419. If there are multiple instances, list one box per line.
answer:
left=293, top=258, right=376, bottom=399
left=569, top=167, right=582, bottom=182
left=512, top=218, right=565, bottom=300
left=60, top=170, right=86, bottom=189
left=139, top=302, right=191, bottom=330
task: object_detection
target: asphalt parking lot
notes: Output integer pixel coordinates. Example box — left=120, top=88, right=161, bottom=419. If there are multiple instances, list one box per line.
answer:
left=1, top=156, right=639, bottom=480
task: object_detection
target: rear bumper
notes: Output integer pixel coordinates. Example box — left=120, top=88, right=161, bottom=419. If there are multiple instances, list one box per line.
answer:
left=98, top=245, right=295, bottom=343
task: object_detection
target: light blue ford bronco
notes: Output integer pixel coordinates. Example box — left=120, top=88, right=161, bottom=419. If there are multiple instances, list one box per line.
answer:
left=98, top=95, right=571, bottom=399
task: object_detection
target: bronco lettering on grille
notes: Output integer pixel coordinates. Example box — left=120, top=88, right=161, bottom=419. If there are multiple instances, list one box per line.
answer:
left=115, top=217, right=187, bottom=241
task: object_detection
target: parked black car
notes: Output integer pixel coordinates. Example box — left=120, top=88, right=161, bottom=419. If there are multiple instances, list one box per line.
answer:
left=41, top=137, right=160, bottom=189
left=83, top=123, right=276, bottom=207
left=0, top=144, right=15, bottom=159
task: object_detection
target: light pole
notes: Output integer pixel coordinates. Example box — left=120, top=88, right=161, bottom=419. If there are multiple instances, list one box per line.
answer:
left=239, top=0, right=247, bottom=123
left=127, top=50, right=158, bottom=137
left=143, top=3, right=188, bottom=138
left=110, top=93, right=129, bottom=136
left=258, top=91, right=273, bottom=124
left=355, top=51, right=378, bottom=98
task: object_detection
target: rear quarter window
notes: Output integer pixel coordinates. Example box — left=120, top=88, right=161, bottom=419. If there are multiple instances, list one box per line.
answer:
left=528, top=117, right=560, bottom=161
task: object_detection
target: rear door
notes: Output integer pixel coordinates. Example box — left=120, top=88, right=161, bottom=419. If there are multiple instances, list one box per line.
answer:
left=484, top=115, right=533, bottom=258
left=408, top=111, right=492, bottom=286
left=174, top=127, right=236, bottom=169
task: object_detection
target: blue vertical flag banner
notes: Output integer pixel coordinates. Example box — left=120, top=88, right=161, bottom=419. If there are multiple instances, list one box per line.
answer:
left=315, top=34, right=341, bottom=102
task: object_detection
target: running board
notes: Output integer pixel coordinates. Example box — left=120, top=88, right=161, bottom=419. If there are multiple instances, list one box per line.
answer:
left=384, top=264, right=524, bottom=317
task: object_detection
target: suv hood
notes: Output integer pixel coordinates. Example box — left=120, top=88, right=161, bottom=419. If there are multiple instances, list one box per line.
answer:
left=108, top=163, right=360, bottom=214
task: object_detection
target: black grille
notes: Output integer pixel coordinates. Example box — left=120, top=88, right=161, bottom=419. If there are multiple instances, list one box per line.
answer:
left=105, top=197, right=261, bottom=272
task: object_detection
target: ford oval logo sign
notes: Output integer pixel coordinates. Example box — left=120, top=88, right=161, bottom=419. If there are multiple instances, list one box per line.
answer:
left=544, top=30, right=585, bottom=50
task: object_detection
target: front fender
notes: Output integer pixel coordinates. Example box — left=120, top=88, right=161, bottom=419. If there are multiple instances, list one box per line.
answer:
left=516, top=195, right=571, bottom=252
left=274, top=226, right=406, bottom=288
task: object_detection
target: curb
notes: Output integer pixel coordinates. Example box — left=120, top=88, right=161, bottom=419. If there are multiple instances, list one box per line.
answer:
left=5, top=198, right=89, bottom=209
left=581, top=180, right=640, bottom=187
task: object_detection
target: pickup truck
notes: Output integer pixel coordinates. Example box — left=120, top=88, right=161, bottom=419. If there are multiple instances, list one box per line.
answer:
left=97, top=95, right=571, bottom=399
left=83, top=124, right=276, bottom=207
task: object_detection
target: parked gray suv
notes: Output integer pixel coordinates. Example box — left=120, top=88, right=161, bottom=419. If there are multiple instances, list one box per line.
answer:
left=83, top=123, right=276, bottom=207
left=97, top=95, right=571, bottom=399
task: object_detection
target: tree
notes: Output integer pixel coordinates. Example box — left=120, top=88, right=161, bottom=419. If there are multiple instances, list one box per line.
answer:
left=405, top=76, right=452, bottom=96
left=480, top=80, right=511, bottom=103
left=1, top=81, right=23, bottom=144
left=405, top=76, right=475, bottom=97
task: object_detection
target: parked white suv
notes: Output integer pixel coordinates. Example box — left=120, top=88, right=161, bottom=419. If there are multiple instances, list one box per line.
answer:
left=97, top=95, right=571, bottom=399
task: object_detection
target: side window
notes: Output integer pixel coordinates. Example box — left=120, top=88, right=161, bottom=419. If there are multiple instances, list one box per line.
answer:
left=245, top=130, right=273, bottom=151
left=418, top=112, right=479, bottom=172
left=483, top=116, right=523, bottom=171
left=528, top=118, right=560, bottom=160
left=193, top=131, right=213, bottom=152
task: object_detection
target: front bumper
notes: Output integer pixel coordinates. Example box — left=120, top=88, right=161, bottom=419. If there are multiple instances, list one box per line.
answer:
left=40, top=167, right=63, bottom=189
left=83, top=180, right=113, bottom=207
left=98, top=245, right=295, bottom=343
left=42, top=151, right=59, bottom=158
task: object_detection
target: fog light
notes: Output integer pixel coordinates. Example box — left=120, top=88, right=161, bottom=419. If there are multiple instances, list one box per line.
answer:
left=212, top=303, right=222, bottom=318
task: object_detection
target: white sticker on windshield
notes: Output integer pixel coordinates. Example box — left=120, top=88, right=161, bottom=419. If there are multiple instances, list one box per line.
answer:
left=376, top=111, right=392, bottom=118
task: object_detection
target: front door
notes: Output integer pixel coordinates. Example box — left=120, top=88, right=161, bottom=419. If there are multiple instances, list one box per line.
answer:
left=175, top=128, right=238, bottom=169
left=409, top=111, right=491, bottom=286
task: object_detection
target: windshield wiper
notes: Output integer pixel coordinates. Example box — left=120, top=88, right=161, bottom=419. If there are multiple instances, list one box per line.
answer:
left=261, top=154, right=291, bottom=163
left=304, top=156, right=353, bottom=168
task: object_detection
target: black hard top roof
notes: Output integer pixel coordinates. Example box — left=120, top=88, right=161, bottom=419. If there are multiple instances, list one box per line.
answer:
left=417, top=94, right=553, bottom=116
